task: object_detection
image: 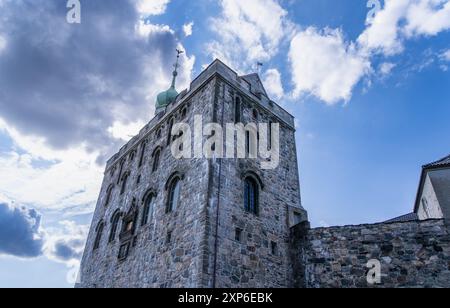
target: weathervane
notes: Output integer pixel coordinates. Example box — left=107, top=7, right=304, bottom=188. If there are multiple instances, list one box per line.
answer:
left=171, top=49, right=184, bottom=88
left=256, top=62, right=263, bottom=74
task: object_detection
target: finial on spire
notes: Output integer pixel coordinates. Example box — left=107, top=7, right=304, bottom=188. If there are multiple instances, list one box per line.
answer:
left=171, top=49, right=184, bottom=88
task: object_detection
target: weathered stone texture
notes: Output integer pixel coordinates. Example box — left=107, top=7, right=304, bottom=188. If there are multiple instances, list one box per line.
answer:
left=78, top=60, right=304, bottom=288
left=291, top=219, right=450, bottom=288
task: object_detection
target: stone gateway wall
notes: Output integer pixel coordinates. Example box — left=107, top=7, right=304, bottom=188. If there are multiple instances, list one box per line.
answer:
left=290, top=220, right=450, bottom=288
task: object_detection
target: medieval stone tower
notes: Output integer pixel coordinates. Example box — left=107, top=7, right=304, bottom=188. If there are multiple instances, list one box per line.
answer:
left=78, top=58, right=307, bottom=288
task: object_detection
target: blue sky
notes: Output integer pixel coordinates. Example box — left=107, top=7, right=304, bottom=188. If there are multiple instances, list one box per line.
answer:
left=0, top=0, right=449, bottom=287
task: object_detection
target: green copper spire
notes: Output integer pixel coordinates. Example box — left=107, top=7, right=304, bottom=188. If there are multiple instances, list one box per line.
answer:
left=155, top=49, right=184, bottom=114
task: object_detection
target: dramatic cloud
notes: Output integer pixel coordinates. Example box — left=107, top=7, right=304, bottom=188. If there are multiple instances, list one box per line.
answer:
left=263, top=69, right=284, bottom=100
left=0, top=121, right=103, bottom=211
left=45, top=221, right=89, bottom=264
left=0, top=201, right=44, bottom=258
left=289, top=28, right=370, bottom=104
left=207, top=0, right=292, bottom=70
left=0, top=0, right=193, bottom=158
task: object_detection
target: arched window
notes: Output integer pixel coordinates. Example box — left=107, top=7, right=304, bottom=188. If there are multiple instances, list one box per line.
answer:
left=93, top=221, right=105, bottom=251
left=235, top=97, right=242, bottom=123
left=138, top=141, right=147, bottom=167
left=152, top=149, right=161, bottom=173
left=268, top=121, right=273, bottom=150
left=109, top=211, right=121, bottom=243
left=244, top=177, right=259, bottom=215
left=120, top=172, right=130, bottom=195
left=166, top=177, right=181, bottom=213
left=129, top=150, right=136, bottom=162
left=252, top=109, right=259, bottom=120
left=116, top=159, right=125, bottom=184
left=141, top=193, right=155, bottom=226
left=167, top=118, right=174, bottom=146
left=104, top=185, right=114, bottom=207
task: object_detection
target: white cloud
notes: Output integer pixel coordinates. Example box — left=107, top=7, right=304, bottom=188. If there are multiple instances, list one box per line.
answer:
left=263, top=69, right=284, bottom=100
left=136, top=0, right=170, bottom=16
left=359, top=0, right=450, bottom=56
left=44, top=220, right=89, bottom=265
left=0, top=120, right=103, bottom=211
left=207, top=0, right=292, bottom=70
left=358, top=0, right=410, bottom=56
left=379, top=62, right=397, bottom=76
left=289, top=28, right=370, bottom=105
left=404, top=0, right=450, bottom=37
left=441, top=49, right=450, bottom=61
left=183, top=22, right=194, bottom=37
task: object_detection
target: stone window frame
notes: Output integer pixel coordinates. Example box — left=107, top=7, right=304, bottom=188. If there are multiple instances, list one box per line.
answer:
left=167, top=117, right=175, bottom=146
left=93, top=220, right=105, bottom=251
left=151, top=146, right=163, bottom=173
left=120, top=171, right=131, bottom=195
left=138, top=140, right=148, bottom=168
left=141, top=189, right=157, bottom=226
left=108, top=210, right=122, bottom=243
left=235, top=228, right=243, bottom=242
left=241, top=170, right=264, bottom=216
left=165, top=171, right=185, bottom=214
left=104, top=184, right=114, bottom=207
left=270, top=241, right=278, bottom=256
left=129, top=149, right=137, bottom=162
left=234, top=96, right=242, bottom=123
left=116, top=158, right=126, bottom=185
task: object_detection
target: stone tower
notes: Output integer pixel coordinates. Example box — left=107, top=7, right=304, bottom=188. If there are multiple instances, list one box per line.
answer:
left=78, top=59, right=307, bottom=288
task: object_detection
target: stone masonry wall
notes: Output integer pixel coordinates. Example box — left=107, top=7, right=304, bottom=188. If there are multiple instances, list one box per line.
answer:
left=78, top=78, right=217, bottom=288
left=291, top=220, right=450, bottom=288
left=202, top=77, right=304, bottom=288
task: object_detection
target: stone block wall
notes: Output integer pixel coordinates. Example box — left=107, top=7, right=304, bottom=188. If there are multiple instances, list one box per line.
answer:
left=202, top=77, right=304, bottom=288
left=291, top=220, right=450, bottom=288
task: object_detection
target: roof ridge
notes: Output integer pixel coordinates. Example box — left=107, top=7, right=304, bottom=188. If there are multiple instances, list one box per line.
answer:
left=423, top=154, right=450, bottom=169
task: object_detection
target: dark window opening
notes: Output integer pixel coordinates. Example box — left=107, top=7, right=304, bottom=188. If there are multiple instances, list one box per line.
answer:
left=244, top=177, right=259, bottom=215
left=105, top=185, right=114, bottom=207
left=120, top=173, right=129, bottom=195
left=271, top=241, right=278, bottom=255
left=235, top=97, right=242, bottom=123
left=167, top=119, right=174, bottom=146
left=141, top=194, right=154, bottom=226
left=109, top=212, right=121, bottom=243
left=166, top=177, right=181, bottom=213
left=117, top=160, right=125, bottom=184
left=138, top=142, right=147, bottom=167
left=129, top=151, right=136, bottom=161
left=235, top=228, right=243, bottom=242
left=268, top=121, right=273, bottom=150
left=253, top=109, right=259, bottom=120
left=136, top=175, right=141, bottom=185
left=93, top=222, right=104, bottom=251
left=152, top=150, right=161, bottom=173
left=118, top=242, right=130, bottom=260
